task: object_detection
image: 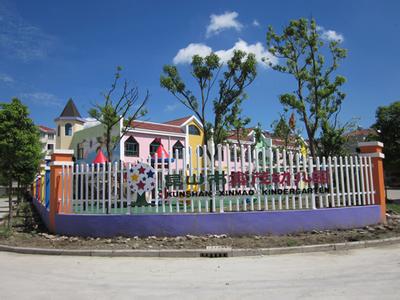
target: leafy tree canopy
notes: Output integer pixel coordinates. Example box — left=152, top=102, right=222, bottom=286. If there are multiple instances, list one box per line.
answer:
left=372, top=101, right=400, bottom=166
left=266, top=18, right=347, bottom=157
left=0, top=98, right=42, bottom=227
left=160, top=50, right=257, bottom=154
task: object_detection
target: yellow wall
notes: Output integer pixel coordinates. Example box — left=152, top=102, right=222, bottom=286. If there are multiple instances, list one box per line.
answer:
left=55, top=120, right=84, bottom=149
left=187, top=120, right=204, bottom=172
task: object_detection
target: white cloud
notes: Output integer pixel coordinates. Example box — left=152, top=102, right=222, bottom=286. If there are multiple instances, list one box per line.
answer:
left=0, top=73, right=13, bottom=83
left=173, top=39, right=277, bottom=66
left=164, top=103, right=179, bottom=112
left=19, top=92, right=62, bottom=107
left=317, top=26, right=344, bottom=42
left=173, top=43, right=212, bottom=64
left=215, top=39, right=277, bottom=65
left=206, top=11, right=243, bottom=37
left=252, top=19, right=260, bottom=27
left=0, top=2, right=57, bottom=61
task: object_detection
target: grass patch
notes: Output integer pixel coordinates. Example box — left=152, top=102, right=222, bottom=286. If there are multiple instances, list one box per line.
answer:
left=387, top=202, right=400, bottom=214
left=286, top=239, right=298, bottom=247
left=0, top=224, right=12, bottom=238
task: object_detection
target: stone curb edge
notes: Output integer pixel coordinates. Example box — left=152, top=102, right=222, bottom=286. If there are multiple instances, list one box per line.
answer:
left=1, top=236, right=400, bottom=257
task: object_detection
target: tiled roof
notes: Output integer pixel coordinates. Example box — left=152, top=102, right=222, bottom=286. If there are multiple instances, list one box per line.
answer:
left=130, top=120, right=184, bottom=134
left=227, top=128, right=251, bottom=142
left=164, top=116, right=192, bottom=126
left=271, top=136, right=301, bottom=148
left=345, top=128, right=377, bottom=137
left=38, top=125, right=56, bottom=133
left=227, top=132, right=254, bottom=142
left=226, top=128, right=273, bottom=142
left=263, top=131, right=272, bottom=138
left=59, top=99, right=81, bottom=118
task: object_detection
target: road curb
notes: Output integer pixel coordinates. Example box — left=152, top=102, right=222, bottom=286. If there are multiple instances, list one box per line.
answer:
left=1, top=236, right=400, bottom=257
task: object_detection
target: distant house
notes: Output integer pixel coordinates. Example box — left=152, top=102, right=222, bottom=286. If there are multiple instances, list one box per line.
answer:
left=344, top=127, right=378, bottom=154
left=226, top=127, right=304, bottom=153
left=216, top=128, right=307, bottom=172
left=38, top=125, right=56, bottom=154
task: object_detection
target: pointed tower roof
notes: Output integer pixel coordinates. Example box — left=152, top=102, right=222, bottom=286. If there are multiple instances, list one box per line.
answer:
left=93, top=149, right=108, bottom=164
left=60, top=99, right=81, bottom=118
left=55, top=99, right=85, bottom=123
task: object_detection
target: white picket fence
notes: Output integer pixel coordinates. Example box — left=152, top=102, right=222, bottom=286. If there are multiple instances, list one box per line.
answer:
left=58, top=144, right=375, bottom=215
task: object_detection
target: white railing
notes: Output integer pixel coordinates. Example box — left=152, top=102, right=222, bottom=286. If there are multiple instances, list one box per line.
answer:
left=58, top=145, right=375, bottom=215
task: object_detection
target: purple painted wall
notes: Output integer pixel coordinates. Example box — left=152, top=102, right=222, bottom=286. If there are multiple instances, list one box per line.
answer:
left=49, top=206, right=381, bottom=238
left=32, top=195, right=381, bottom=237
left=32, top=198, right=50, bottom=230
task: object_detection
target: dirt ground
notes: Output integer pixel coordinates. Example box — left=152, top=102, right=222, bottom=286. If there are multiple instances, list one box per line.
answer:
left=1, top=201, right=400, bottom=250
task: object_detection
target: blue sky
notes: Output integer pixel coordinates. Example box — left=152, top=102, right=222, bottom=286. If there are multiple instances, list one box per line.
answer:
left=0, top=0, right=399, bottom=133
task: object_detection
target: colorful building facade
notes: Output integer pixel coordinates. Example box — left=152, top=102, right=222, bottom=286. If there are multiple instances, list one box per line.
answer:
left=55, top=100, right=205, bottom=169
left=54, top=99, right=307, bottom=171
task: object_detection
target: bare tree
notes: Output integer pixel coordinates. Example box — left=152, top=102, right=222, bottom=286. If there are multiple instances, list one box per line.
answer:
left=89, top=66, right=149, bottom=161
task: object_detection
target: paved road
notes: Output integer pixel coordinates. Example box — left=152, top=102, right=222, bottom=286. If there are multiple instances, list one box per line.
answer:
left=0, top=244, right=400, bottom=299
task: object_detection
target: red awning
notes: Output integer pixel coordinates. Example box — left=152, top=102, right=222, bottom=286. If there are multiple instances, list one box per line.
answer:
left=93, top=149, right=108, bottom=164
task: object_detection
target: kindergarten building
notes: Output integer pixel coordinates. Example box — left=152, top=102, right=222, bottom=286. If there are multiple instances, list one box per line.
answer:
left=54, top=99, right=308, bottom=170
left=54, top=99, right=205, bottom=170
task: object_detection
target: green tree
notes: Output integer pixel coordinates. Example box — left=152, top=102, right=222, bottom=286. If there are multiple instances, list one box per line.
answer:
left=0, top=98, right=42, bottom=227
left=272, top=115, right=292, bottom=150
left=266, top=18, right=347, bottom=158
left=160, top=50, right=257, bottom=156
left=89, top=66, right=149, bottom=161
left=318, top=121, right=348, bottom=157
left=253, top=123, right=264, bottom=145
left=271, top=112, right=302, bottom=151
left=372, top=101, right=400, bottom=166
left=225, top=99, right=251, bottom=149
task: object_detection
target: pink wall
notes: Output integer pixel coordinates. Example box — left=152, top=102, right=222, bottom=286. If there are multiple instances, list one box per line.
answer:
left=120, top=131, right=185, bottom=169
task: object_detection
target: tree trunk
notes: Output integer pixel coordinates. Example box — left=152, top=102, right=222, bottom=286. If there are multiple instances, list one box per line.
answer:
left=7, top=180, right=12, bottom=228
left=202, top=127, right=212, bottom=161
left=106, top=130, right=112, bottom=162
left=17, top=180, right=21, bottom=203
left=307, top=135, right=316, bottom=159
left=303, top=121, right=316, bottom=158
left=301, top=110, right=317, bottom=159
left=236, top=130, right=242, bottom=150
